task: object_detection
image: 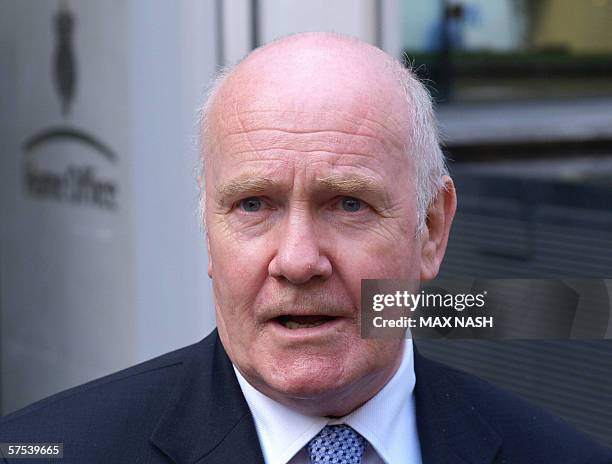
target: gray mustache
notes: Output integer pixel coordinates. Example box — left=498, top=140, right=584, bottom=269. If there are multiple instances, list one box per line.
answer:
left=257, top=294, right=354, bottom=319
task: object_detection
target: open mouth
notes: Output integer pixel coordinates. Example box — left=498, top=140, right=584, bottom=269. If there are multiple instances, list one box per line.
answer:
left=274, top=315, right=337, bottom=329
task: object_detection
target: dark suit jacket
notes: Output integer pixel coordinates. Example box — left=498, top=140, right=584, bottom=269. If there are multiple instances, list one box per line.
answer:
left=1, top=330, right=610, bottom=463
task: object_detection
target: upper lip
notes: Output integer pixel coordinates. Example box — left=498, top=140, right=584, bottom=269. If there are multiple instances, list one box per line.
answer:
left=262, top=308, right=351, bottom=322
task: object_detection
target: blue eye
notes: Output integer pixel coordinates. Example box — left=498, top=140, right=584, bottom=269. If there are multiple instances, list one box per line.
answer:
left=341, top=197, right=362, bottom=212
left=239, top=197, right=262, bottom=212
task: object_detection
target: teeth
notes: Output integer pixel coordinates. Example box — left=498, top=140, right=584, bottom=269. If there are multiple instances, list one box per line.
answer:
left=284, top=320, right=328, bottom=329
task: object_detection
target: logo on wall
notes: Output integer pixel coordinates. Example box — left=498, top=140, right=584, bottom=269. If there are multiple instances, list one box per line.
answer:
left=54, top=0, right=76, bottom=117
left=22, top=0, right=119, bottom=211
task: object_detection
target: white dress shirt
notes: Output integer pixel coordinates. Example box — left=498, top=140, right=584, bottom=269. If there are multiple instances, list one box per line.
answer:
left=234, top=339, right=422, bottom=464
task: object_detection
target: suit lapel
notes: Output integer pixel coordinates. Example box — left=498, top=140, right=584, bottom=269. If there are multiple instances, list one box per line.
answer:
left=413, top=344, right=502, bottom=464
left=150, top=331, right=265, bottom=464
left=150, top=332, right=501, bottom=464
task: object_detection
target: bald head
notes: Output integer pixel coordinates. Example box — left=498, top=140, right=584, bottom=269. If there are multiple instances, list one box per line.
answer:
left=214, top=33, right=408, bottom=121
left=200, top=32, right=447, bottom=231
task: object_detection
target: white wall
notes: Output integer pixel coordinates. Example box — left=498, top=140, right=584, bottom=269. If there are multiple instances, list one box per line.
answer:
left=261, top=0, right=378, bottom=45
left=222, top=0, right=402, bottom=64
left=222, top=0, right=253, bottom=66
left=1, top=0, right=217, bottom=414
left=127, top=0, right=217, bottom=363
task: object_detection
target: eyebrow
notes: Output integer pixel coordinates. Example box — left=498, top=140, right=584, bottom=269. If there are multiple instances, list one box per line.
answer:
left=216, top=176, right=278, bottom=200
left=315, top=174, right=386, bottom=197
left=215, top=173, right=387, bottom=202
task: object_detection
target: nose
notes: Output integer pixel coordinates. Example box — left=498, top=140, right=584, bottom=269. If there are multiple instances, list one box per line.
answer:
left=268, top=210, right=332, bottom=285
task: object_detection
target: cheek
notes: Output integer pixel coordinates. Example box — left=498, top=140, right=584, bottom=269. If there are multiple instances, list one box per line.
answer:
left=336, top=233, right=420, bottom=277
left=209, top=232, right=271, bottom=324
left=332, top=232, right=421, bottom=310
left=210, top=224, right=270, bottom=279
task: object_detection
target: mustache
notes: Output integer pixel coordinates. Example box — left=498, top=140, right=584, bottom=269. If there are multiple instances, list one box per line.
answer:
left=256, top=291, right=355, bottom=319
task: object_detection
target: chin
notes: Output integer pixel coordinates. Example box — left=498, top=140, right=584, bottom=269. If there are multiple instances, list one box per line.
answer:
left=271, top=373, right=374, bottom=417
left=276, top=372, right=344, bottom=398
left=238, top=339, right=402, bottom=414
left=261, top=353, right=363, bottom=404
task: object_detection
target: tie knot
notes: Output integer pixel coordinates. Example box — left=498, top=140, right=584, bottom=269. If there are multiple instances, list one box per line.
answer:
left=307, top=424, right=367, bottom=464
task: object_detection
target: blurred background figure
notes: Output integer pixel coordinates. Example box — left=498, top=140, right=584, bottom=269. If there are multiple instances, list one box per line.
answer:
left=1, top=0, right=611, bottom=449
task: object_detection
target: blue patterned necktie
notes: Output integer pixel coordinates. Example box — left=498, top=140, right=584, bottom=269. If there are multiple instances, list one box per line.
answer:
left=307, top=424, right=367, bottom=464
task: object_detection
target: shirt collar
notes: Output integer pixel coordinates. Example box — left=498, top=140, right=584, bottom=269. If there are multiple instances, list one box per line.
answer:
left=234, top=339, right=421, bottom=464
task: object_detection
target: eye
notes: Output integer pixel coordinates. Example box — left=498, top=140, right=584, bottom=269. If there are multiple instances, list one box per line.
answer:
left=340, top=197, right=363, bottom=212
left=239, top=197, right=263, bottom=212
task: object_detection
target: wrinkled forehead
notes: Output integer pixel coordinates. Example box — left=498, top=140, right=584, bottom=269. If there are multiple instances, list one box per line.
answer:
left=207, top=42, right=411, bottom=156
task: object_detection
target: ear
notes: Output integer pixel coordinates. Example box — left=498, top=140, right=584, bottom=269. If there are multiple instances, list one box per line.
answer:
left=420, top=176, right=457, bottom=281
left=207, top=233, right=213, bottom=279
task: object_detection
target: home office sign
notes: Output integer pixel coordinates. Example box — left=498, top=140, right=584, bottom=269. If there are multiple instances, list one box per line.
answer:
left=23, top=128, right=118, bottom=210
left=21, top=1, right=119, bottom=211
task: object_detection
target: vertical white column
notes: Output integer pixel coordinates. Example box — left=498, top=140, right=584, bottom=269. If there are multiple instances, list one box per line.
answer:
left=127, top=0, right=217, bottom=362
left=1, top=0, right=136, bottom=414
left=0, top=0, right=218, bottom=414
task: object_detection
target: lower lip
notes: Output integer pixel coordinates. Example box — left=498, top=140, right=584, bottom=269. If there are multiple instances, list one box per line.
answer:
left=266, top=317, right=350, bottom=340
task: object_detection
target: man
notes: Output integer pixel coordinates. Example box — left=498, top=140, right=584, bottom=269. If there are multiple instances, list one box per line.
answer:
left=1, top=32, right=610, bottom=464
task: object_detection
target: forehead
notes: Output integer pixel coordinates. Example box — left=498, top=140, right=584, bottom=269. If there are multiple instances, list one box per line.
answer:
left=205, top=43, right=414, bottom=190
left=212, top=44, right=409, bottom=144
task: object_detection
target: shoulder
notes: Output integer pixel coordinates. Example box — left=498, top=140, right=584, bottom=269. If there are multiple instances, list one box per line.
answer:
left=414, top=348, right=612, bottom=463
left=0, top=334, right=216, bottom=463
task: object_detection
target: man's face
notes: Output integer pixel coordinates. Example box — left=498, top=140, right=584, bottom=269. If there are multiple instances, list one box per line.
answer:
left=204, top=45, right=429, bottom=415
